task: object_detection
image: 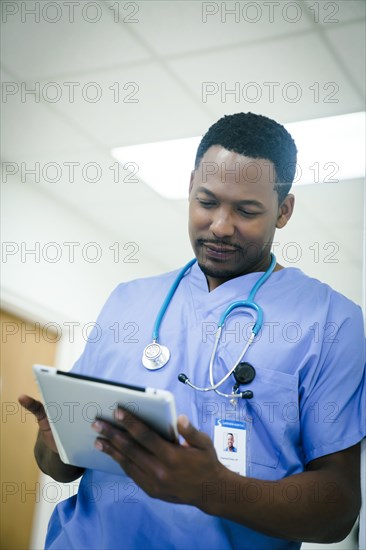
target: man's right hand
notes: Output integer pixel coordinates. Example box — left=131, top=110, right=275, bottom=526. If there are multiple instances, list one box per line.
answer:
left=18, top=394, right=84, bottom=482
left=18, top=394, right=58, bottom=453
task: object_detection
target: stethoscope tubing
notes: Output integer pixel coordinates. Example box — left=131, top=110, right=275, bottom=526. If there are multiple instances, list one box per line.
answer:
left=152, top=258, right=196, bottom=341
left=144, top=254, right=277, bottom=399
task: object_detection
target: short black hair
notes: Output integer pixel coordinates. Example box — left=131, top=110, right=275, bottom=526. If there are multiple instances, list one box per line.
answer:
left=194, top=112, right=297, bottom=204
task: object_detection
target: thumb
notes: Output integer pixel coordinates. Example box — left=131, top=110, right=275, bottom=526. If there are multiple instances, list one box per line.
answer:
left=177, top=415, right=212, bottom=450
left=18, top=394, right=49, bottom=429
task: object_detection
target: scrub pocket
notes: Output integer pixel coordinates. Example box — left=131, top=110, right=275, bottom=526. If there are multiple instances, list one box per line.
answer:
left=244, top=367, right=299, bottom=471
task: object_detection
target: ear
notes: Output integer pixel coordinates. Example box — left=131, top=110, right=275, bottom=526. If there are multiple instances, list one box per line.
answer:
left=276, top=194, right=295, bottom=229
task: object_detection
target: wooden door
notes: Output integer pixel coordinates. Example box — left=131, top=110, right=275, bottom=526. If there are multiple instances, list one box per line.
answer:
left=1, top=310, right=58, bottom=550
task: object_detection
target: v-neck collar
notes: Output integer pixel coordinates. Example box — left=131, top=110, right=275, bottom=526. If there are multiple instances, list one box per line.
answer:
left=185, top=260, right=299, bottom=313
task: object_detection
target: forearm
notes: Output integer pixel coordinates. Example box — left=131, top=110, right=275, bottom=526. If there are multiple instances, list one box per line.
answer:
left=35, top=431, right=84, bottom=483
left=201, top=467, right=360, bottom=543
left=92, top=411, right=361, bottom=543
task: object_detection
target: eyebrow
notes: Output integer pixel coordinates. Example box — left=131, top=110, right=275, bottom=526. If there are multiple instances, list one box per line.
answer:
left=196, top=186, right=265, bottom=209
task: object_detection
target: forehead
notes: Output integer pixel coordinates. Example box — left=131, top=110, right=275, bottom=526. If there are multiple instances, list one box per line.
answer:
left=194, top=145, right=277, bottom=200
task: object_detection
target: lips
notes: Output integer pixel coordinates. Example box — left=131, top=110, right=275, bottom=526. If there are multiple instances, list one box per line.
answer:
left=205, top=244, right=237, bottom=253
left=202, top=242, right=240, bottom=260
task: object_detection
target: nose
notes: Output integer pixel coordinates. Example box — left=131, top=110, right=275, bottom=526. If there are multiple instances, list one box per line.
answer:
left=210, top=208, right=235, bottom=238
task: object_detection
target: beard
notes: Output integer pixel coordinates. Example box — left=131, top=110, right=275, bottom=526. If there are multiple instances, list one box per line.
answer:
left=197, top=261, right=243, bottom=281
left=195, top=240, right=272, bottom=282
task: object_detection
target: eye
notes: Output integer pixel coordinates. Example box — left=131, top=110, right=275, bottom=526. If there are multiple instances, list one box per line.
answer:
left=238, top=209, right=258, bottom=217
left=197, top=199, right=216, bottom=208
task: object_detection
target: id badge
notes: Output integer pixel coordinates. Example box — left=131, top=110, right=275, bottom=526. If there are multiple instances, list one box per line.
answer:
left=214, top=419, right=246, bottom=476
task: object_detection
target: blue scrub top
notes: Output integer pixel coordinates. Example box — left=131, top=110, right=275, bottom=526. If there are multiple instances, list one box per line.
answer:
left=46, top=263, right=366, bottom=550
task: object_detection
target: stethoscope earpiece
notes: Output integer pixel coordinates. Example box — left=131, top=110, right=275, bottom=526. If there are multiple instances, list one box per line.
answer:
left=240, top=390, right=254, bottom=399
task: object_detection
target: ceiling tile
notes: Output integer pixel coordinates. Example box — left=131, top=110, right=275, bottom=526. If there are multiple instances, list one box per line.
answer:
left=0, top=70, right=94, bottom=159
left=34, top=63, right=213, bottom=148
left=1, top=1, right=151, bottom=80
left=166, top=32, right=364, bottom=123
left=303, top=0, right=365, bottom=25
left=129, top=0, right=313, bottom=56
left=324, top=20, right=366, bottom=96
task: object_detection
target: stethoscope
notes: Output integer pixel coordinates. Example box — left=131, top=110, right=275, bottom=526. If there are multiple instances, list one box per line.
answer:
left=142, top=254, right=277, bottom=402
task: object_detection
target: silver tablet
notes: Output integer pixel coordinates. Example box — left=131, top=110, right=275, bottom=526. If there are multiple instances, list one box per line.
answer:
left=33, top=364, right=178, bottom=476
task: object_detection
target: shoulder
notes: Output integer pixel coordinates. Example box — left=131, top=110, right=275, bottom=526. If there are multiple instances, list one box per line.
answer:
left=279, top=268, right=362, bottom=319
left=103, top=264, right=192, bottom=310
left=113, top=267, right=183, bottom=296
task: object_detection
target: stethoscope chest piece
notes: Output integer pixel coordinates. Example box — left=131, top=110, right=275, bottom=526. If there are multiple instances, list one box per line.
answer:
left=233, top=362, right=256, bottom=385
left=142, top=342, right=170, bottom=370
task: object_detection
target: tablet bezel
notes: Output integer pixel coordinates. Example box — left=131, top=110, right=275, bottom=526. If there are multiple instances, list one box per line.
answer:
left=33, top=364, right=178, bottom=476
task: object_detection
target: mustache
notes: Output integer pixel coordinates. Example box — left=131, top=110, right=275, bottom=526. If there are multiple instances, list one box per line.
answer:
left=198, top=238, right=242, bottom=250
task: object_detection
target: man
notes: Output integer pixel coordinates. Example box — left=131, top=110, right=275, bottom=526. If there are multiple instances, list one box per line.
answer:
left=19, top=113, right=365, bottom=549
left=225, top=433, right=237, bottom=452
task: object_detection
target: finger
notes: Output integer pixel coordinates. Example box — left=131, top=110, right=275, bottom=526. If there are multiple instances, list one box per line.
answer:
left=112, top=408, right=172, bottom=457
left=92, top=421, right=164, bottom=475
left=177, top=415, right=212, bottom=450
left=94, top=436, right=168, bottom=500
left=18, top=394, right=48, bottom=425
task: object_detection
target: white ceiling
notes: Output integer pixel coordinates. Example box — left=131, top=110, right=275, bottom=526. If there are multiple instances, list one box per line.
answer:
left=1, top=0, right=365, bottom=271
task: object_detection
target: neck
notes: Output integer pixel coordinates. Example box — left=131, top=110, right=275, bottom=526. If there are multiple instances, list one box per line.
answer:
left=205, top=255, right=282, bottom=292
